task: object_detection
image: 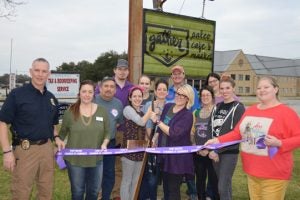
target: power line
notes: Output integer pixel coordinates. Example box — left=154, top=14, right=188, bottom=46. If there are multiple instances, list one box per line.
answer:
left=178, top=0, right=186, bottom=14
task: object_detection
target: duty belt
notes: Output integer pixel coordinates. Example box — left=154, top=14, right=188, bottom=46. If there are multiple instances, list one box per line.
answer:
left=13, top=138, right=49, bottom=150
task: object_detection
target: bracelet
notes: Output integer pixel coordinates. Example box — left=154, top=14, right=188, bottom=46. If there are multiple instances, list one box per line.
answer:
left=54, top=135, right=61, bottom=140
left=3, top=150, right=12, bottom=155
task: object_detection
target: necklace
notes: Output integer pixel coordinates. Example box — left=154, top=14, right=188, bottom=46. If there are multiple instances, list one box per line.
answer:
left=154, top=100, right=165, bottom=116
left=80, top=104, right=93, bottom=126
left=200, top=105, right=213, bottom=119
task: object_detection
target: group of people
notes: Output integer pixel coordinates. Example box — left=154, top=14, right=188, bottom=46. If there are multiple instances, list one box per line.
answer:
left=0, top=57, right=299, bottom=200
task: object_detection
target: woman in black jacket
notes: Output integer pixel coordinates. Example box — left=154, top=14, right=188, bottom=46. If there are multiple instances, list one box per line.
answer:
left=208, top=76, right=245, bottom=200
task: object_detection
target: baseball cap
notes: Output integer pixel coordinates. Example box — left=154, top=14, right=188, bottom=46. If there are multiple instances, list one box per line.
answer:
left=171, top=65, right=184, bottom=74
left=101, top=76, right=115, bottom=84
left=116, top=59, right=128, bottom=68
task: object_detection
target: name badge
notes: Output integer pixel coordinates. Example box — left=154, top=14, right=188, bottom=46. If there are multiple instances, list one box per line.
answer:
left=96, top=117, right=103, bottom=122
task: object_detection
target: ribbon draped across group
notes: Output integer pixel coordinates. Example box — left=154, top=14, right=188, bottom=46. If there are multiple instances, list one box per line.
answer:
left=55, top=140, right=278, bottom=169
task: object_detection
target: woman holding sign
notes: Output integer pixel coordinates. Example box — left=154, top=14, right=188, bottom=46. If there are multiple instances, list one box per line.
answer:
left=59, top=80, right=110, bottom=200
left=206, top=76, right=300, bottom=200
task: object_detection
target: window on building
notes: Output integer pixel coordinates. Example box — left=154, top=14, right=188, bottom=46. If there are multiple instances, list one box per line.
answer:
left=238, top=87, right=243, bottom=93
left=238, top=74, right=243, bottom=81
left=245, top=75, right=250, bottom=81
left=245, top=87, right=250, bottom=93
left=238, top=59, right=244, bottom=67
left=231, top=74, right=236, bottom=80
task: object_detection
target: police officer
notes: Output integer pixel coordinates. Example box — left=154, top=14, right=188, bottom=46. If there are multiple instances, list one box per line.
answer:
left=0, top=58, right=64, bottom=200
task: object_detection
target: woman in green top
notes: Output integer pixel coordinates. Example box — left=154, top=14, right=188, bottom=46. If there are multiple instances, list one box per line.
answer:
left=59, top=80, right=110, bottom=200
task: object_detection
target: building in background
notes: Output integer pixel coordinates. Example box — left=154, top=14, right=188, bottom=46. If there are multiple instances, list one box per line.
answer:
left=214, top=50, right=300, bottom=97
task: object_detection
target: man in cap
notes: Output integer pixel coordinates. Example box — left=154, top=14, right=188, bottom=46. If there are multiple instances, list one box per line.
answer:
left=113, top=59, right=133, bottom=107
left=112, top=59, right=133, bottom=200
left=94, top=77, right=123, bottom=200
left=166, top=65, right=200, bottom=111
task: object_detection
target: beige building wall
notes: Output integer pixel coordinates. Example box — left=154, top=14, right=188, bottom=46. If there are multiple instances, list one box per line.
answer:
left=218, top=50, right=299, bottom=97
left=274, top=76, right=297, bottom=97
left=222, top=51, right=256, bottom=96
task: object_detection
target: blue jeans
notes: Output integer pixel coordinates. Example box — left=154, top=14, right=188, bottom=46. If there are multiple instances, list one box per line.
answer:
left=186, top=179, right=197, bottom=196
left=139, top=154, right=159, bottom=200
left=66, top=159, right=103, bottom=200
left=101, top=139, right=116, bottom=200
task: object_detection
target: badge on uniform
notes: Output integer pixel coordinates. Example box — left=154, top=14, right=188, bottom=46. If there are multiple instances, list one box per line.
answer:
left=21, top=139, right=30, bottom=150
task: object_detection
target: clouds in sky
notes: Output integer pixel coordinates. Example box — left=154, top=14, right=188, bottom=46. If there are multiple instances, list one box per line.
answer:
left=0, top=0, right=299, bottom=75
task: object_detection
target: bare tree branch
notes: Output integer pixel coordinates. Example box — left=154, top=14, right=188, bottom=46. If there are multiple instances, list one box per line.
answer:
left=0, top=0, right=26, bottom=20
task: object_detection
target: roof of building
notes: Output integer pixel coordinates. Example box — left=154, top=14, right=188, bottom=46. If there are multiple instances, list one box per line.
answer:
left=214, top=50, right=300, bottom=77
left=213, top=50, right=241, bottom=72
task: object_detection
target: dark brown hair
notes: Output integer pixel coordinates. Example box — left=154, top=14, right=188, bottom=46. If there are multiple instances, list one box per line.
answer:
left=128, top=86, right=144, bottom=107
left=199, top=85, right=215, bottom=103
left=205, top=72, right=220, bottom=86
left=69, top=80, right=94, bottom=121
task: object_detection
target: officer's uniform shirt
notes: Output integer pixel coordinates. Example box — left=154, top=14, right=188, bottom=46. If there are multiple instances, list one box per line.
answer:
left=0, top=82, right=59, bottom=141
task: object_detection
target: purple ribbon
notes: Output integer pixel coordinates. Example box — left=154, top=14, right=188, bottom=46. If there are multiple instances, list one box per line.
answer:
left=55, top=154, right=67, bottom=170
left=55, top=139, right=276, bottom=169
left=255, top=137, right=278, bottom=158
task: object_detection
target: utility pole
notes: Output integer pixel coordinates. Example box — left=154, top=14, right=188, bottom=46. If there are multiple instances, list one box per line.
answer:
left=201, top=0, right=214, bottom=19
left=9, top=38, right=14, bottom=92
left=128, top=0, right=143, bottom=84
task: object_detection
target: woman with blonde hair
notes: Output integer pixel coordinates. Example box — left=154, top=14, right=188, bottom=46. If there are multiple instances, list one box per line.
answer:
left=151, top=84, right=194, bottom=200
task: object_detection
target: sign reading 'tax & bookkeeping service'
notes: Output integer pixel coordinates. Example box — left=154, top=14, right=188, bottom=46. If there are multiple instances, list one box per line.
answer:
left=46, top=72, right=80, bottom=99
left=143, top=9, right=216, bottom=78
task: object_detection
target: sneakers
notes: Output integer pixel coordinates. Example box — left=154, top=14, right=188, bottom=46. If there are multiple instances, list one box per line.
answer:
left=189, top=194, right=198, bottom=200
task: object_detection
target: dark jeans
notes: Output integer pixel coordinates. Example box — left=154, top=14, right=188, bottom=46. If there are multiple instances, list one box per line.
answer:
left=163, top=172, right=184, bottom=200
left=66, top=159, right=103, bottom=200
left=101, top=139, right=116, bottom=200
left=139, top=154, right=160, bottom=200
left=194, top=155, right=219, bottom=200
left=186, top=179, right=197, bottom=197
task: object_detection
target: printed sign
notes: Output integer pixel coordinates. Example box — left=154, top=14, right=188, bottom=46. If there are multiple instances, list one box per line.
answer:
left=47, top=73, right=80, bottom=99
left=143, top=9, right=216, bottom=78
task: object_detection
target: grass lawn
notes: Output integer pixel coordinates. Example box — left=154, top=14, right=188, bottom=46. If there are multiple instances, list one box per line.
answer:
left=0, top=150, right=299, bottom=199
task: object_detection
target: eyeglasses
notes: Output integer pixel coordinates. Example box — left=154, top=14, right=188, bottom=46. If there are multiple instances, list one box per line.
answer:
left=201, top=94, right=212, bottom=98
left=175, top=92, right=188, bottom=99
left=171, top=72, right=184, bottom=77
left=208, top=79, right=218, bottom=84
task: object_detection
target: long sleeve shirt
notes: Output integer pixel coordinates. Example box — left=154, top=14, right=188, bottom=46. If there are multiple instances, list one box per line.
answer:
left=219, top=104, right=300, bottom=180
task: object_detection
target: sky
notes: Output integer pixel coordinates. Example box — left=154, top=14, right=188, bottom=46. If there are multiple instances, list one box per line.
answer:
left=0, top=0, right=299, bottom=75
